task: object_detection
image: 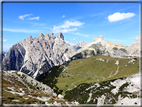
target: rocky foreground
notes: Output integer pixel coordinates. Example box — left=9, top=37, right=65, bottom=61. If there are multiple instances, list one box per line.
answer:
left=3, top=70, right=78, bottom=106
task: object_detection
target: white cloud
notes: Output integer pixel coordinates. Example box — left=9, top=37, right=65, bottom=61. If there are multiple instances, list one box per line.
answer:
left=3, top=28, right=40, bottom=33
left=70, top=38, right=76, bottom=41
left=3, top=39, right=8, bottom=42
left=108, top=12, right=135, bottom=22
left=52, top=20, right=84, bottom=33
left=28, top=16, right=40, bottom=20
left=19, top=14, right=32, bottom=20
left=62, top=15, right=65, bottom=18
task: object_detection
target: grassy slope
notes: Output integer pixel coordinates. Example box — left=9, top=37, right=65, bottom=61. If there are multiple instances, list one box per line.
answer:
left=38, top=55, right=139, bottom=95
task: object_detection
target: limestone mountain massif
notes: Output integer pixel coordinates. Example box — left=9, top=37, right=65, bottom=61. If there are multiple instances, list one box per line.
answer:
left=3, top=32, right=76, bottom=79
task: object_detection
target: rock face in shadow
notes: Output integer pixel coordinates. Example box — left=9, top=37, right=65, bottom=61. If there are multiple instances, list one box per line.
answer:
left=3, top=32, right=76, bottom=79
left=3, top=41, right=26, bottom=71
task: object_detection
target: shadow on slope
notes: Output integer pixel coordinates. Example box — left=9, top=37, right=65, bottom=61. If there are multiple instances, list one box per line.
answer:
left=37, top=66, right=65, bottom=95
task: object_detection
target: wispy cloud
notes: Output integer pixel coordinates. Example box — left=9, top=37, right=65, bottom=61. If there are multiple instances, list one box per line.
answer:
left=108, top=12, right=135, bottom=22
left=19, top=14, right=32, bottom=20
left=73, top=32, right=90, bottom=38
left=3, top=28, right=40, bottom=33
left=28, top=16, right=40, bottom=20
left=26, top=22, right=45, bottom=26
left=62, top=15, right=65, bottom=18
left=52, top=20, right=84, bottom=33
left=119, top=6, right=136, bottom=11
left=90, top=13, right=102, bottom=17
left=70, top=38, right=76, bottom=41
left=19, top=14, right=39, bottom=20
left=0, top=38, right=8, bottom=42
left=3, top=39, right=8, bottom=42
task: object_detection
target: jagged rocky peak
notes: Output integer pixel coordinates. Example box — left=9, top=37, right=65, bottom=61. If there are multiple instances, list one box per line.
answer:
left=38, top=33, right=45, bottom=40
left=130, top=36, right=140, bottom=46
left=27, top=35, right=33, bottom=41
left=17, top=40, right=23, bottom=45
left=45, top=33, right=50, bottom=40
left=50, top=32, right=54, bottom=36
left=46, top=33, right=49, bottom=37
left=93, top=35, right=104, bottom=42
left=33, top=37, right=36, bottom=40
left=45, top=33, right=55, bottom=40
left=50, top=32, right=56, bottom=39
left=23, top=35, right=33, bottom=46
left=99, top=35, right=103, bottom=40
left=127, top=36, right=140, bottom=57
left=57, top=32, right=64, bottom=40
left=40, top=32, right=44, bottom=36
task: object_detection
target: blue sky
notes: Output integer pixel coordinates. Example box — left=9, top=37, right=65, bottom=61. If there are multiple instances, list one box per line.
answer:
left=3, top=3, right=139, bottom=52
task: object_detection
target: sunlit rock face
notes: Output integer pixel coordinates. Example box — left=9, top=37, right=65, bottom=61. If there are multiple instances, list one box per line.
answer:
left=76, top=35, right=140, bottom=58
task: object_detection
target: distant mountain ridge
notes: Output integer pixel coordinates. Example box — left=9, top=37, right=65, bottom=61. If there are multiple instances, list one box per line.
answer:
left=75, top=35, right=139, bottom=59
left=65, top=41, right=88, bottom=52
left=75, top=41, right=88, bottom=47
